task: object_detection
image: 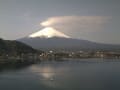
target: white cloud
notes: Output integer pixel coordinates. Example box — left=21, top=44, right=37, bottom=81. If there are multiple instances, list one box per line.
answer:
left=40, top=16, right=111, bottom=38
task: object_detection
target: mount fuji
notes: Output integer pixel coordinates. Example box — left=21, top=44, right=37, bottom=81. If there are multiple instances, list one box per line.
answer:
left=29, top=27, right=70, bottom=38
left=18, top=27, right=120, bottom=51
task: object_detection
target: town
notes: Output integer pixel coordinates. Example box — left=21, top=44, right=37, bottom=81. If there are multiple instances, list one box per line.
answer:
left=40, top=50, right=120, bottom=60
left=0, top=50, right=120, bottom=64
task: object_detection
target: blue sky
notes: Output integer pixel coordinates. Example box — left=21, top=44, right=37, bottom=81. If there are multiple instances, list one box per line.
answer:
left=0, top=0, right=120, bottom=44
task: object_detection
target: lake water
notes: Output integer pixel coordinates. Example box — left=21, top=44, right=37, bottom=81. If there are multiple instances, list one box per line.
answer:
left=0, top=58, right=120, bottom=90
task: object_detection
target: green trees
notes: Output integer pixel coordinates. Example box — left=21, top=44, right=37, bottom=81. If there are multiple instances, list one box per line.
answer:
left=0, top=38, right=38, bottom=56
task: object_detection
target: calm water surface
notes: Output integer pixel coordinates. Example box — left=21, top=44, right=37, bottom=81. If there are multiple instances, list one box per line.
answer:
left=0, top=58, right=120, bottom=90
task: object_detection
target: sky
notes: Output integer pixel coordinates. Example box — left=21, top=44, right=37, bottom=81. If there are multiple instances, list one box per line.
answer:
left=0, top=0, right=120, bottom=44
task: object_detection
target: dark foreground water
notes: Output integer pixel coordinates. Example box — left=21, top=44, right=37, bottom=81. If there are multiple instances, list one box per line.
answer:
left=0, top=58, right=120, bottom=90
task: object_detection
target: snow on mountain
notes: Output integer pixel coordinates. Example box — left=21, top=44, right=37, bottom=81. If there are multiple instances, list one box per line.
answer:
left=29, top=27, right=70, bottom=38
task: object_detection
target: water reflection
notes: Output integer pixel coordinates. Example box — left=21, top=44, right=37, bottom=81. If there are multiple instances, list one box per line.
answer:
left=30, top=65, right=55, bottom=80
left=30, top=65, right=56, bottom=88
left=29, top=62, right=71, bottom=88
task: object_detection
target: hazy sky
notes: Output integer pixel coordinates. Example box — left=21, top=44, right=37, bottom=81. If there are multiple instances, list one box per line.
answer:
left=0, top=0, right=120, bottom=44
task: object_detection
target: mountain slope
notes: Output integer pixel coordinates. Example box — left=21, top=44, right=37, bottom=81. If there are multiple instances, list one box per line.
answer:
left=18, top=37, right=120, bottom=51
left=18, top=27, right=120, bottom=51
left=0, top=38, right=39, bottom=55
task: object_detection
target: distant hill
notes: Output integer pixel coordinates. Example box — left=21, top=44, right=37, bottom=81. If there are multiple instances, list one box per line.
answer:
left=0, top=38, right=41, bottom=56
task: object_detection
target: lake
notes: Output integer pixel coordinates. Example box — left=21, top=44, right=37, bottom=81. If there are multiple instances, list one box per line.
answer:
left=0, top=58, right=120, bottom=90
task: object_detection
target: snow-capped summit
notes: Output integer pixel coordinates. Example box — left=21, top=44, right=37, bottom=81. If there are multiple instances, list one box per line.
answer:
left=29, top=27, right=70, bottom=38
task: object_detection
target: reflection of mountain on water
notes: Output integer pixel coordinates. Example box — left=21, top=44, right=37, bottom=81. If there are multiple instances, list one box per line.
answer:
left=29, top=61, right=72, bottom=88
left=1, top=60, right=120, bottom=89
left=28, top=60, right=120, bottom=89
